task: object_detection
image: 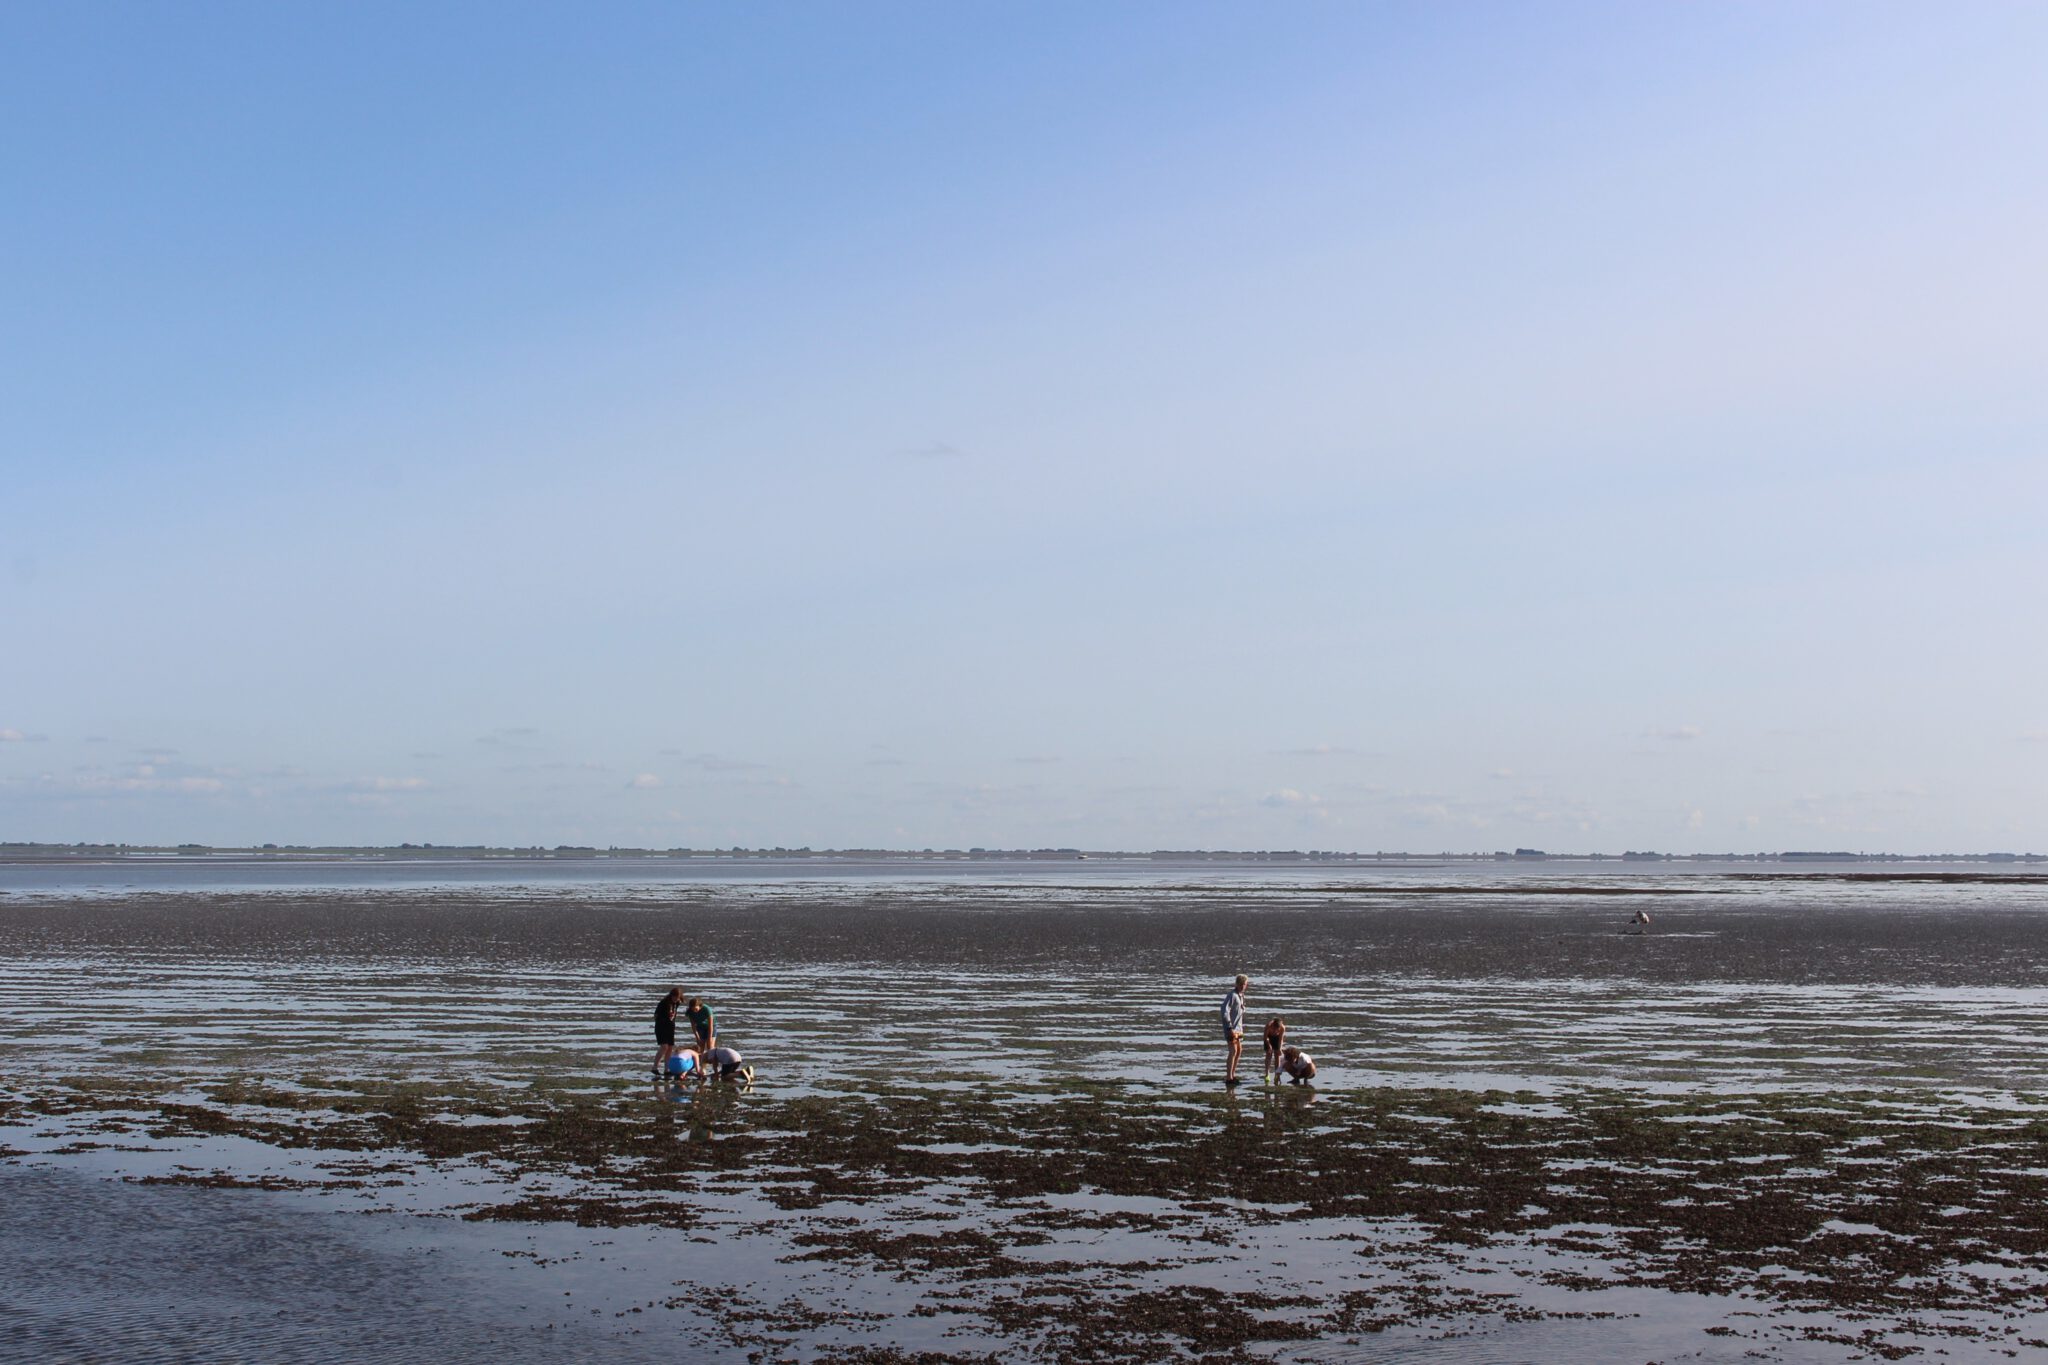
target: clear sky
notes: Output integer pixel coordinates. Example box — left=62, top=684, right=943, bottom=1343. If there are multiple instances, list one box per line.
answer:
left=4, top=2, right=2045, bottom=853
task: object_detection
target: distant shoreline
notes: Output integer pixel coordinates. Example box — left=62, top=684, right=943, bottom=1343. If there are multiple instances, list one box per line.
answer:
left=0, top=843, right=2039, bottom=866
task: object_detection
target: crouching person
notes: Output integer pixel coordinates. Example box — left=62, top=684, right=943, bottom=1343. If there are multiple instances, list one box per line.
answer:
left=702, top=1044, right=754, bottom=1084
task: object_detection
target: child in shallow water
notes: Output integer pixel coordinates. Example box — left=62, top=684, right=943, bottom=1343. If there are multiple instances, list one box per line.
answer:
left=1279, top=1045, right=1317, bottom=1083
left=1263, top=1017, right=1287, bottom=1080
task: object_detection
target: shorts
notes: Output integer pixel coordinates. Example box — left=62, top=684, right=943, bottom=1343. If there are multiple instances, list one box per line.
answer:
left=655, top=1024, right=676, bottom=1045
left=1223, top=1027, right=1242, bottom=1042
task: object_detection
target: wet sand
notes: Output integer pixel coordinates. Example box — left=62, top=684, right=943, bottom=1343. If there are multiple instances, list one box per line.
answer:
left=4, top=869, right=2047, bottom=1360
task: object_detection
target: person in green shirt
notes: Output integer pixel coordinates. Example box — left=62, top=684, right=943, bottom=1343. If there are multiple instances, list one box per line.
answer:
left=684, top=997, right=715, bottom=1054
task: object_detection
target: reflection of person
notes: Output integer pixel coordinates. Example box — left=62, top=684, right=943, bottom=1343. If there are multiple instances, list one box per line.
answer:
left=701, top=1044, right=753, bottom=1083
left=1220, top=975, right=1249, bottom=1082
left=685, top=997, right=716, bottom=1054
left=1262, top=1017, right=1287, bottom=1079
left=652, top=987, right=683, bottom=1078
left=1279, top=1045, right=1317, bottom=1083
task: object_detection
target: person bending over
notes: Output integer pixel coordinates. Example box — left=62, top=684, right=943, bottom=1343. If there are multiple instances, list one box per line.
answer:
left=1279, top=1045, right=1317, bottom=1084
left=1262, top=1017, right=1287, bottom=1080
left=701, top=1044, right=753, bottom=1084
left=685, top=996, right=716, bottom=1055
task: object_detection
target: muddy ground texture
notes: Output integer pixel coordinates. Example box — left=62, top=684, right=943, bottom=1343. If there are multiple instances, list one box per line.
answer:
left=5, top=875, right=2048, bottom=984
left=5, top=876, right=2048, bottom=1360
left=8, top=1074, right=2048, bottom=1361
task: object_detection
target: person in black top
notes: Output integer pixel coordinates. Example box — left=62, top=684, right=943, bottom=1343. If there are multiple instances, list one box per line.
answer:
left=652, top=987, right=683, bottom=1078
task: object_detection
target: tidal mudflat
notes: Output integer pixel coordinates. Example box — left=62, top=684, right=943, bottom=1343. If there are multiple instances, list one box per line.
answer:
left=4, top=862, right=2047, bottom=1361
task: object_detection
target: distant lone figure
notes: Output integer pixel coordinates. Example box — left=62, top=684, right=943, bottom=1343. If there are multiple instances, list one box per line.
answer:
left=1263, top=1017, right=1287, bottom=1080
left=652, top=987, right=683, bottom=1078
left=1629, top=909, right=1652, bottom=932
left=1279, top=1045, right=1317, bottom=1084
left=1221, top=975, right=1250, bottom=1082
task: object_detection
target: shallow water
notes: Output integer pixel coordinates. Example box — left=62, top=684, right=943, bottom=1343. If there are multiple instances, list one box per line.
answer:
left=5, top=863, right=2048, bottom=1098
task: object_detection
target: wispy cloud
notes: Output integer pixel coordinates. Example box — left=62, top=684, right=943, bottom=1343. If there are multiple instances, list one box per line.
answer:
left=344, top=776, right=429, bottom=793
left=907, top=779, right=1038, bottom=811
left=677, top=752, right=767, bottom=773
left=476, top=727, right=541, bottom=749
left=627, top=773, right=663, bottom=789
left=1646, top=724, right=1702, bottom=742
left=895, top=441, right=966, bottom=460
left=1281, top=744, right=1356, bottom=757
left=44, top=771, right=230, bottom=796
left=1259, top=788, right=1325, bottom=808
left=0, top=728, right=46, bottom=742
left=336, top=786, right=426, bottom=808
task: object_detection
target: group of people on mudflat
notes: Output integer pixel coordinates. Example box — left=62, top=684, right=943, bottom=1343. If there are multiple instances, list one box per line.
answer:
left=1219, top=974, right=1316, bottom=1085
left=651, top=987, right=753, bottom=1086
left=646, top=974, right=1315, bottom=1089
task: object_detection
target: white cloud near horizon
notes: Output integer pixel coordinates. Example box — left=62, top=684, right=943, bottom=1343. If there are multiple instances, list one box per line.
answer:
left=1648, top=725, right=1703, bottom=742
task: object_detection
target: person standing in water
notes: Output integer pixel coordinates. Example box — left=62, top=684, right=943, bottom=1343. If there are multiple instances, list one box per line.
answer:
left=685, top=996, right=716, bottom=1055
left=1262, top=1016, right=1287, bottom=1081
left=1220, top=975, right=1250, bottom=1083
left=652, top=987, right=683, bottom=1078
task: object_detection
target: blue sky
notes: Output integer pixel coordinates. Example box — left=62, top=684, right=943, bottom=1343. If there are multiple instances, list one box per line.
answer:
left=4, top=2, right=2045, bottom=852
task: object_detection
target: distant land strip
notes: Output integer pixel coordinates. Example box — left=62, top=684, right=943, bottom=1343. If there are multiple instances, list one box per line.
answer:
left=0, top=843, right=2041, bottom=865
